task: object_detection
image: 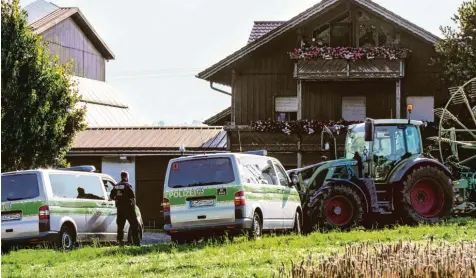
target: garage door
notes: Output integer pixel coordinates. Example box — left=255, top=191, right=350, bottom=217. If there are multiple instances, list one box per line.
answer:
left=135, top=156, right=174, bottom=229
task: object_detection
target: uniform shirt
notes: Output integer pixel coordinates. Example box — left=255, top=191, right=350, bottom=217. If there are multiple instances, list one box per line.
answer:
left=110, top=180, right=136, bottom=209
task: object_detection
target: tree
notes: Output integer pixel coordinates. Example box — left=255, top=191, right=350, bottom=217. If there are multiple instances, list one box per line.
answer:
left=433, top=0, right=476, bottom=86
left=1, top=0, right=86, bottom=171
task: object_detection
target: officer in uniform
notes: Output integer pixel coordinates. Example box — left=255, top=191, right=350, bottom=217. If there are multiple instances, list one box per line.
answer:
left=110, top=171, right=140, bottom=246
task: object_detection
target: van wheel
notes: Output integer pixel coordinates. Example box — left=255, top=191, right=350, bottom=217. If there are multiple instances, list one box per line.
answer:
left=57, top=226, right=76, bottom=251
left=293, top=211, right=302, bottom=236
left=248, top=212, right=262, bottom=240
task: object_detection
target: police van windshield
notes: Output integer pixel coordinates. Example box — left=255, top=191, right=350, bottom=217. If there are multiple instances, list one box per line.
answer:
left=2, top=174, right=40, bottom=202
left=168, top=157, right=235, bottom=188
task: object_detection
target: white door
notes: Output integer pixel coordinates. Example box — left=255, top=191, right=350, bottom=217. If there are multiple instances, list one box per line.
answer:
left=240, top=156, right=282, bottom=230
left=273, top=162, right=295, bottom=229
left=77, top=175, right=110, bottom=242
left=102, top=179, right=118, bottom=241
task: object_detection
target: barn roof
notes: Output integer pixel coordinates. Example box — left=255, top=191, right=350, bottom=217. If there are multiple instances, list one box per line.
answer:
left=203, top=106, right=232, bottom=126
left=72, top=76, right=147, bottom=127
left=24, top=0, right=115, bottom=60
left=197, top=0, right=441, bottom=82
left=70, top=126, right=227, bottom=155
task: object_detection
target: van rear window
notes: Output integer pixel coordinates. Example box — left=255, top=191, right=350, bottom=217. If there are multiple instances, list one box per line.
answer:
left=1, top=174, right=40, bottom=202
left=168, top=157, right=235, bottom=188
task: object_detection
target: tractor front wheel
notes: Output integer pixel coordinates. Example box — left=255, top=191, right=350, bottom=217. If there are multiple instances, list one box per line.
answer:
left=310, top=185, right=364, bottom=231
left=400, top=166, right=453, bottom=224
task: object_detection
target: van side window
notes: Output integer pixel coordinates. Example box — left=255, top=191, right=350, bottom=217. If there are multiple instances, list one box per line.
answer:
left=103, top=179, right=115, bottom=194
left=77, top=175, right=105, bottom=200
left=274, top=162, right=290, bottom=186
left=50, top=174, right=105, bottom=200
left=240, top=157, right=279, bottom=185
left=50, top=174, right=78, bottom=199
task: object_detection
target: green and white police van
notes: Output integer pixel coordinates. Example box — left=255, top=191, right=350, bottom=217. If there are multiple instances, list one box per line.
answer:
left=1, top=166, right=144, bottom=251
left=162, top=151, right=302, bottom=243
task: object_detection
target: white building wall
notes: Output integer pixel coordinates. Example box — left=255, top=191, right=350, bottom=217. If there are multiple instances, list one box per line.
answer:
left=101, top=157, right=136, bottom=192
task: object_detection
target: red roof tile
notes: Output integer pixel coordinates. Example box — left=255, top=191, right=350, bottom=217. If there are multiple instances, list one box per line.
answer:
left=247, top=21, right=285, bottom=44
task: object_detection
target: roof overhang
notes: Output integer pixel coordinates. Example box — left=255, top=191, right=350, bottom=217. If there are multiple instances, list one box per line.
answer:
left=30, top=8, right=115, bottom=60
left=196, top=0, right=440, bottom=82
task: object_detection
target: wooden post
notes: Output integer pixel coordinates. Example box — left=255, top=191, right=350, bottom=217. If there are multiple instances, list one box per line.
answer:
left=297, top=138, right=302, bottom=168
left=396, top=79, right=401, bottom=119
left=297, top=80, right=302, bottom=120
left=231, top=70, right=237, bottom=125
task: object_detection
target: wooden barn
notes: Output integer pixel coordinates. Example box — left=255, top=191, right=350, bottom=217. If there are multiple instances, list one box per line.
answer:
left=199, top=0, right=444, bottom=169
left=68, top=127, right=227, bottom=228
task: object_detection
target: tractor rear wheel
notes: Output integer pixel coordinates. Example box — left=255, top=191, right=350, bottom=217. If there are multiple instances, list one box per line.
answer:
left=310, top=185, right=364, bottom=231
left=400, top=166, right=453, bottom=224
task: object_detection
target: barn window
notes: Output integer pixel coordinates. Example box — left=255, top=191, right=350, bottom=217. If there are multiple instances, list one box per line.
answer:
left=357, top=10, right=393, bottom=47
left=406, top=96, right=434, bottom=122
left=275, top=97, right=298, bottom=121
left=342, top=96, right=366, bottom=121
left=312, top=13, right=351, bottom=47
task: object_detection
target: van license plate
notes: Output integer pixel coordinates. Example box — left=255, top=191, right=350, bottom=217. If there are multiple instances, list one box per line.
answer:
left=190, top=199, right=215, bottom=208
left=2, top=212, right=22, bottom=222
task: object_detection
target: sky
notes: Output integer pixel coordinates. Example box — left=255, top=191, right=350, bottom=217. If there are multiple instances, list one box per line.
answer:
left=19, top=0, right=465, bottom=125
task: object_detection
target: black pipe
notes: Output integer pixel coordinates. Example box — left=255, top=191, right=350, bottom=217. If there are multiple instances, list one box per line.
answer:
left=210, top=81, right=231, bottom=96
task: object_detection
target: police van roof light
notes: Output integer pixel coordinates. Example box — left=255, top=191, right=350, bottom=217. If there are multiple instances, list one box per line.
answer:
left=57, top=165, right=96, bottom=173
left=245, top=150, right=267, bottom=156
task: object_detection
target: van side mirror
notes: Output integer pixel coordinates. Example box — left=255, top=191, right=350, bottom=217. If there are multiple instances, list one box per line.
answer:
left=364, top=120, right=374, bottom=142
left=290, top=174, right=299, bottom=185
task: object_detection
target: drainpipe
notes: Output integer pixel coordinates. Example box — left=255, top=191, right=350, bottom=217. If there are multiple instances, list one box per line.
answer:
left=210, top=81, right=231, bottom=96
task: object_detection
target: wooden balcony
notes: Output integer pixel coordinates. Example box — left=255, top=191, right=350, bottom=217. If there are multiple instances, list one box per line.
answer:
left=293, top=58, right=405, bottom=80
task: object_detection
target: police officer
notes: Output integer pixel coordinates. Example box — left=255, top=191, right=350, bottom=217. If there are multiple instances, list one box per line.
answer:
left=110, top=171, right=140, bottom=246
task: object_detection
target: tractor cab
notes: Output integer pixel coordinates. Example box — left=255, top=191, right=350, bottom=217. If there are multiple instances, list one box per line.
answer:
left=345, top=119, right=425, bottom=181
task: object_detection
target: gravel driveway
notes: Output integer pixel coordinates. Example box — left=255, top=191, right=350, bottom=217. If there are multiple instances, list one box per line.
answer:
left=141, top=232, right=171, bottom=245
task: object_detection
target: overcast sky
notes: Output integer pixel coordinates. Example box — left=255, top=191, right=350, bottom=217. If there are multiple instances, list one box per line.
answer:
left=20, top=0, right=465, bottom=125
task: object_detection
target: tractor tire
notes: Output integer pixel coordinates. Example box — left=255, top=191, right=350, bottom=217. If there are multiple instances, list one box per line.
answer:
left=310, top=185, right=364, bottom=231
left=399, top=166, right=453, bottom=224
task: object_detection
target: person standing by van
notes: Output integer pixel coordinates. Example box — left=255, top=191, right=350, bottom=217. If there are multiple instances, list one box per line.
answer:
left=110, top=171, right=140, bottom=246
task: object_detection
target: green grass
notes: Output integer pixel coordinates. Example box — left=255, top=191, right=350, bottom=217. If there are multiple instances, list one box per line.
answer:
left=2, top=218, right=476, bottom=278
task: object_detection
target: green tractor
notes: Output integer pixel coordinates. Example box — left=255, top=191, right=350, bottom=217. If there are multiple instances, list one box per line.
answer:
left=288, top=116, right=454, bottom=232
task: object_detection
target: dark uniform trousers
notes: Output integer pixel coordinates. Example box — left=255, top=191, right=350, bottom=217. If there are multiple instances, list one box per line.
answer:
left=117, top=206, right=140, bottom=245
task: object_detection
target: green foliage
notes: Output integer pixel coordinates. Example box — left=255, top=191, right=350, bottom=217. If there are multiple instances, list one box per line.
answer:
left=433, top=0, right=476, bottom=86
left=1, top=0, right=86, bottom=171
left=1, top=219, right=476, bottom=277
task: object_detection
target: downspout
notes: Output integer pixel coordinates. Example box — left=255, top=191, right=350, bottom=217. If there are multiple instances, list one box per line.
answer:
left=210, top=81, right=231, bottom=96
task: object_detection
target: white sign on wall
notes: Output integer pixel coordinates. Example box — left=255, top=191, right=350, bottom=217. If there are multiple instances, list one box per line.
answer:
left=406, top=96, right=434, bottom=122
left=342, top=96, right=366, bottom=121
left=275, top=97, right=298, bottom=112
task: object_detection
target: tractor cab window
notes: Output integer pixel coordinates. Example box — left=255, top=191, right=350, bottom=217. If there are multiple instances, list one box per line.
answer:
left=372, top=126, right=400, bottom=180
left=345, top=125, right=369, bottom=159
left=405, top=126, right=422, bottom=154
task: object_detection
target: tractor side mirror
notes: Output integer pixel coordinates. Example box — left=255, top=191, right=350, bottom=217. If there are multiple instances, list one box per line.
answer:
left=364, top=120, right=374, bottom=142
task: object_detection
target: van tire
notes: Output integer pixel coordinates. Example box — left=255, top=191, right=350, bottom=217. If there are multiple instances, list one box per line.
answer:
left=293, top=211, right=302, bottom=236
left=57, top=226, right=76, bottom=251
left=248, top=212, right=262, bottom=240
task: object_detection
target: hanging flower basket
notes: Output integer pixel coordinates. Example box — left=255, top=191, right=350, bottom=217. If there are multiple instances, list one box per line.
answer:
left=249, top=119, right=436, bottom=137
left=289, top=46, right=411, bottom=61
left=249, top=119, right=364, bottom=136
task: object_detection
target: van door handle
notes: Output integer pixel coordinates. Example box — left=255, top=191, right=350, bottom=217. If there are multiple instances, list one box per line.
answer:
left=101, top=202, right=107, bottom=206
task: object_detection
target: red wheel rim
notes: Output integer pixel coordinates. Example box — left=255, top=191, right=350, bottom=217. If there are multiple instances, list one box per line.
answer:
left=410, top=180, right=445, bottom=218
left=326, top=196, right=353, bottom=226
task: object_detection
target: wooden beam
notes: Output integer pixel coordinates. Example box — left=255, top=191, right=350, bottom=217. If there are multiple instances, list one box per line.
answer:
left=297, top=80, right=302, bottom=120
left=396, top=79, right=401, bottom=119
left=231, top=70, right=237, bottom=124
